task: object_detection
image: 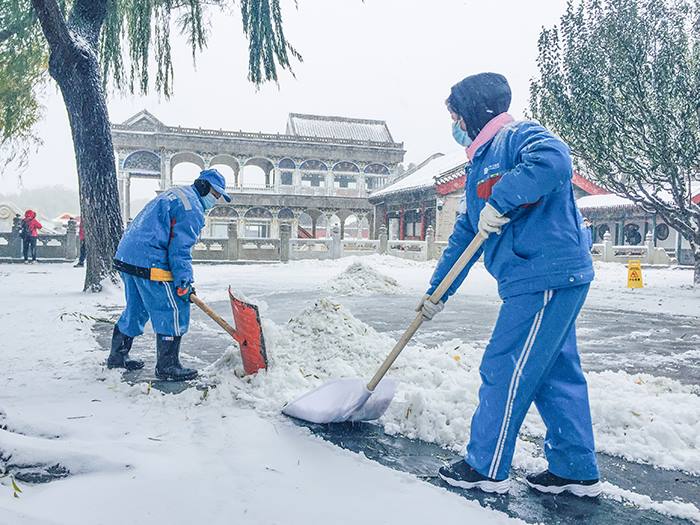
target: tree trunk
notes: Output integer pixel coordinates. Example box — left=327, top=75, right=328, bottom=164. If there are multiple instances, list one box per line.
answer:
left=48, top=43, right=122, bottom=291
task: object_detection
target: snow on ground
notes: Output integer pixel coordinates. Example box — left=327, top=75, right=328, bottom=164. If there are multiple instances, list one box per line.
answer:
left=0, top=265, right=521, bottom=525
left=1, top=257, right=698, bottom=524
left=204, top=298, right=700, bottom=476
left=587, top=262, right=699, bottom=317
left=192, top=255, right=698, bottom=319
left=321, top=261, right=403, bottom=296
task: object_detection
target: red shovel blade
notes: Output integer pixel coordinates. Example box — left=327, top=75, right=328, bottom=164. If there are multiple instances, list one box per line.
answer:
left=228, top=287, right=268, bottom=375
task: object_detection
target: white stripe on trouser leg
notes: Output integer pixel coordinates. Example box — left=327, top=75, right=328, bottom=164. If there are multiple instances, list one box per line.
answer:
left=488, top=290, right=552, bottom=479
left=163, top=282, right=181, bottom=337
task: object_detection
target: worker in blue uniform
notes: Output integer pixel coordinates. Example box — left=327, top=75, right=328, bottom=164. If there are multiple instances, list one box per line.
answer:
left=108, top=169, right=231, bottom=382
left=419, top=72, right=601, bottom=497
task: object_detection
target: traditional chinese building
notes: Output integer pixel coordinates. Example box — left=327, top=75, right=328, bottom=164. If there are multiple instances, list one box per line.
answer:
left=368, top=151, right=467, bottom=240
left=111, top=111, right=405, bottom=239
left=371, top=150, right=697, bottom=264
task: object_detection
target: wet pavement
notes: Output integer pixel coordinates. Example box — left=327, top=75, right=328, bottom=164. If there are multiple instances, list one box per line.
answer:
left=93, top=289, right=700, bottom=524
left=294, top=419, right=700, bottom=525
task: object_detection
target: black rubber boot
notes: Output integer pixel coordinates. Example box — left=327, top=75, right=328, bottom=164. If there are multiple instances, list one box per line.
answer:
left=155, top=334, right=197, bottom=381
left=107, top=326, right=145, bottom=370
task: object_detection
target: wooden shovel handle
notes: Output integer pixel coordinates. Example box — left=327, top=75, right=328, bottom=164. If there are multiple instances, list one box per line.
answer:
left=366, top=233, right=487, bottom=391
left=190, top=294, right=238, bottom=341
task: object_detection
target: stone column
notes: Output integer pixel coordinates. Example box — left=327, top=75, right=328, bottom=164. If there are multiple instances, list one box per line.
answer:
left=330, top=225, right=342, bottom=259
left=378, top=225, right=388, bottom=255
left=645, top=231, right=654, bottom=264
left=279, top=223, right=291, bottom=263
left=11, top=215, right=22, bottom=259
left=273, top=168, right=281, bottom=192
left=617, top=221, right=625, bottom=245
left=326, top=171, right=334, bottom=197
left=426, top=225, right=435, bottom=260
left=358, top=174, right=367, bottom=197
left=65, top=218, right=78, bottom=260
left=160, top=148, right=171, bottom=190
left=124, top=176, right=131, bottom=222
left=293, top=169, right=302, bottom=194
left=117, top=174, right=131, bottom=224
left=227, top=222, right=239, bottom=261
left=271, top=217, right=280, bottom=239
left=602, top=231, right=613, bottom=262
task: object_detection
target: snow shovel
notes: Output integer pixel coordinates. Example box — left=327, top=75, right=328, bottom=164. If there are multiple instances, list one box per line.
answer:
left=190, top=287, right=268, bottom=375
left=282, top=233, right=487, bottom=424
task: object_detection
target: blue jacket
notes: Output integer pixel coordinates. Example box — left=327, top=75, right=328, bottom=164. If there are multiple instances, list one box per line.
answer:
left=115, top=186, right=205, bottom=286
left=428, top=119, right=594, bottom=300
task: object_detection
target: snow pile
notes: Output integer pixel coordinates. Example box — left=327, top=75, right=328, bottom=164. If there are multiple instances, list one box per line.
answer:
left=204, top=298, right=397, bottom=413
left=322, top=261, right=403, bottom=296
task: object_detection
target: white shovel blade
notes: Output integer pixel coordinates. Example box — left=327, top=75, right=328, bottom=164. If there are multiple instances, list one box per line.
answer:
left=282, top=377, right=397, bottom=424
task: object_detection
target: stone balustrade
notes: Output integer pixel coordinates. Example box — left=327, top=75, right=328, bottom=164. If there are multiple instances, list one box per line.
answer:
left=0, top=217, right=79, bottom=262
left=592, top=231, right=672, bottom=265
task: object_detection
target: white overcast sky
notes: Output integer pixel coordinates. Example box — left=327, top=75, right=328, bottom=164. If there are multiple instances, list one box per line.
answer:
left=1, top=0, right=568, bottom=196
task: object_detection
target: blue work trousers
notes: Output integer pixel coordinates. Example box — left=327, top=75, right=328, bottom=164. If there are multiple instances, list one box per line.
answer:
left=467, top=284, right=599, bottom=481
left=116, top=272, right=190, bottom=338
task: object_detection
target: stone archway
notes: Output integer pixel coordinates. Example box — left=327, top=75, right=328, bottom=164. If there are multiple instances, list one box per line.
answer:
left=205, top=205, right=239, bottom=238
left=209, top=154, right=240, bottom=188
left=242, top=158, right=275, bottom=189
left=119, top=150, right=162, bottom=222
left=243, top=207, right=273, bottom=238
left=171, top=151, right=206, bottom=185
left=297, top=211, right=314, bottom=238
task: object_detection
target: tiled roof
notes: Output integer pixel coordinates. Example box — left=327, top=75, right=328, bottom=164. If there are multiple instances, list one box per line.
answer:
left=370, top=151, right=467, bottom=199
left=286, top=113, right=395, bottom=144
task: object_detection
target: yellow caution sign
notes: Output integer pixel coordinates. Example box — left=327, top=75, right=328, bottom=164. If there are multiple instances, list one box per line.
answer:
left=627, top=259, right=643, bottom=288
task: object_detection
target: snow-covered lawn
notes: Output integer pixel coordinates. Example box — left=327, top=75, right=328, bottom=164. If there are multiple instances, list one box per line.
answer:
left=1, top=257, right=698, bottom=524
left=0, top=262, right=522, bottom=525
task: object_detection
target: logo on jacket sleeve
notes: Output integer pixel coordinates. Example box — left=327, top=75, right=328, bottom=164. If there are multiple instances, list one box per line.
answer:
left=477, top=173, right=502, bottom=200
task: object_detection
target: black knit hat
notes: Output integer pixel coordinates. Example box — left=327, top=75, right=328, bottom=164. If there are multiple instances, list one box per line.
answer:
left=446, top=72, right=512, bottom=140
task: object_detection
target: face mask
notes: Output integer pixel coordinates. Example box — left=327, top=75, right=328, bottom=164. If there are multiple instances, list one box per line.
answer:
left=452, top=120, right=472, bottom=147
left=202, top=193, right=217, bottom=210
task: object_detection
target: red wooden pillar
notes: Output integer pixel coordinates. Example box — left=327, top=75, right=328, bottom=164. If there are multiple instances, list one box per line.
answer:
left=420, top=205, right=426, bottom=240
left=399, top=207, right=405, bottom=240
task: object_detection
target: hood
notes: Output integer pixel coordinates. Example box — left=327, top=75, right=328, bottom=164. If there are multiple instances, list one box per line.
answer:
left=24, top=210, right=36, bottom=220
left=447, top=72, right=512, bottom=140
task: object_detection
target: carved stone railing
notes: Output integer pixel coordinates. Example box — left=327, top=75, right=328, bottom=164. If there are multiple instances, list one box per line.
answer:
left=591, top=232, right=671, bottom=265
left=112, top=123, right=404, bottom=150
left=289, top=238, right=333, bottom=260
left=192, top=222, right=283, bottom=262
left=341, top=239, right=379, bottom=256
left=192, top=239, right=230, bottom=261
left=0, top=217, right=78, bottom=262
left=239, top=238, right=281, bottom=261
left=387, top=240, right=429, bottom=261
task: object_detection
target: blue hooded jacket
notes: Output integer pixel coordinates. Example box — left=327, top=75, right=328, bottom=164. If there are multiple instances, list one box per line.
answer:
left=115, top=185, right=205, bottom=287
left=428, top=116, right=594, bottom=300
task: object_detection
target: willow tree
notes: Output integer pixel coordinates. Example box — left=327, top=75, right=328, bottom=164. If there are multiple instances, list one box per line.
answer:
left=530, top=0, right=700, bottom=284
left=1, top=0, right=300, bottom=291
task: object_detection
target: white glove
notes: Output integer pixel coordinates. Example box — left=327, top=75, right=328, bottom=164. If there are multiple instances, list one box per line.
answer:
left=416, top=294, right=444, bottom=321
left=478, top=203, right=510, bottom=237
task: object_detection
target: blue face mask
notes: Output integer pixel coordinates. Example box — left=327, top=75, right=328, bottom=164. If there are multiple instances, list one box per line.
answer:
left=452, top=120, right=472, bottom=147
left=202, top=193, right=217, bottom=210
